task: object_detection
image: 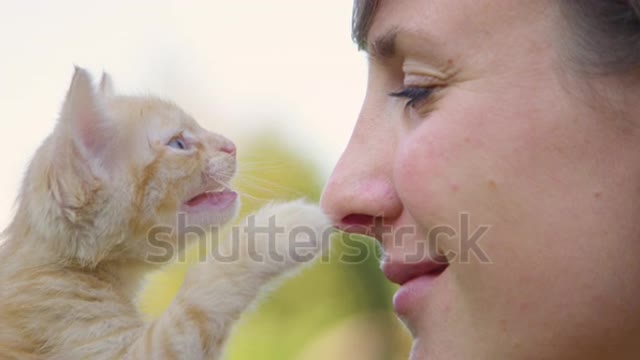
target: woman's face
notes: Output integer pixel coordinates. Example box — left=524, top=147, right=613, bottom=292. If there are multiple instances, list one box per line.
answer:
left=321, top=0, right=640, bottom=359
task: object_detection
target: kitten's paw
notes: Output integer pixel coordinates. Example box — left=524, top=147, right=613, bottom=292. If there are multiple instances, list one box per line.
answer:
left=242, top=200, right=334, bottom=267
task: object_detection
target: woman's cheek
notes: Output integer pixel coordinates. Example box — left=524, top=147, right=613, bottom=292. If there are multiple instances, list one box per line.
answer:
left=394, top=123, right=453, bottom=229
left=394, top=119, right=496, bottom=246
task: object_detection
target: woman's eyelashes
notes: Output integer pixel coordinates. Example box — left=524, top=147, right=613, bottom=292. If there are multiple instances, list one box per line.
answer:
left=389, top=86, right=436, bottom=109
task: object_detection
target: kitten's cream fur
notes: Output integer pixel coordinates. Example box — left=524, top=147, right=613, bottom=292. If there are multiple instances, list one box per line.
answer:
left=0, top=68, right=330, bottom=359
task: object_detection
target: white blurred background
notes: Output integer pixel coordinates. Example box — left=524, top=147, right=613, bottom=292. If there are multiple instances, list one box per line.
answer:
left=0, top=0, right=367, bottom=230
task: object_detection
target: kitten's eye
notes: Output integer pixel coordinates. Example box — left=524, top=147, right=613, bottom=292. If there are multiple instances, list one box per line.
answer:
left=389, top=87, right=436, bottom=109
left=167, top=137, right=187, bottom=150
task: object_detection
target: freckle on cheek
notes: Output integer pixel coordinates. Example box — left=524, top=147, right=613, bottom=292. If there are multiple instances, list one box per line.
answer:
left=443, top=303, right=452, bottom=315
left=593, top=191, right=602, bottom=199
left=488, top=180, right=497, bottom=190
left=499, top=319, right=508, bottom=332
left=450, top=183, right=460, bottom=192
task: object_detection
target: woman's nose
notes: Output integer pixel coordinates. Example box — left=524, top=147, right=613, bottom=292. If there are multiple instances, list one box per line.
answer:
left=321, top=127, right=402, bottom=236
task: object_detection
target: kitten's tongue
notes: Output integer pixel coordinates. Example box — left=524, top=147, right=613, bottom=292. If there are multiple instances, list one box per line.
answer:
left=184, top=190, right=237, bottom=211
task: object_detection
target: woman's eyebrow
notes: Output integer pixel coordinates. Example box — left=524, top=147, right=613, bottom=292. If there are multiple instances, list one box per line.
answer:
left=366, top=26, right=450, bottom=69
left=367, top=27, right=399, bottom=61
left=367, top=27, right=440, bottom=62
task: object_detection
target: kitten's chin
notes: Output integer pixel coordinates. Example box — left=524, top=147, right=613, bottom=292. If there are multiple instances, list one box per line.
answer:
left=180, top=189, right=240, bottom=228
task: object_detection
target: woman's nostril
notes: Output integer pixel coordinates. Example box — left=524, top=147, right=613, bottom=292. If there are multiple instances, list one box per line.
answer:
left=342, top=214, right=374, bottom=225
left=339, top=214, right=375, bottom=234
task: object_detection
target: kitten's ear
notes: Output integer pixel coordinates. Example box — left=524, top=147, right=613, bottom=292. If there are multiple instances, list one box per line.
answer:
left=60, top=66, right=114, bottom=171
left=98, top=72, right=115, bottom=97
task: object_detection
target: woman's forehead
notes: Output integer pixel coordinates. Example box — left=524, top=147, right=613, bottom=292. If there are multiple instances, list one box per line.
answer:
left=361, top=0, right=553, bottom=59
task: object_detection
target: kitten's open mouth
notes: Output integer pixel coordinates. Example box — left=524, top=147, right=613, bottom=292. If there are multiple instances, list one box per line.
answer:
left=182, top=189, right=238, bottom=212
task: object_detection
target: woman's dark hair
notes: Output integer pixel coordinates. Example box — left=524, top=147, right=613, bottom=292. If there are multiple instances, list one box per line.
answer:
left=560, top=0, right=640, bottom=75
left=352, top=0, right=640, bottom=76
left=351, top=0, right=379, bottom=51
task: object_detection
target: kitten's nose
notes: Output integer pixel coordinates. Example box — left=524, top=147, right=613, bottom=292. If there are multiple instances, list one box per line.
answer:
left=210, top=134, right=236, bottom=156
left=220, top=142, right=236, bottom=155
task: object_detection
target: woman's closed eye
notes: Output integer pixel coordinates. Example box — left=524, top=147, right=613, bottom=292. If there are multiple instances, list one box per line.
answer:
left=389, top=87, right=436, bottom=109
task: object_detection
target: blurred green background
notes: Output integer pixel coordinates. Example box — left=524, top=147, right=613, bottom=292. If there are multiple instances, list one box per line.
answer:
left=222, top=134, right=412, bottom=359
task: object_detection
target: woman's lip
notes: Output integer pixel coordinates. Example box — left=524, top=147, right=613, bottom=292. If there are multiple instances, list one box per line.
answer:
left=393, top=272, right=444, bottom=318
left=381, top=258, right=449, bottom=285
left=382, top=259, right=449, bottom=317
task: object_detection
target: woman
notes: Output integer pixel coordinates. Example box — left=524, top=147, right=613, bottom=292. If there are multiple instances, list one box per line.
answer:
left=321, top=0, right=640, bottom=359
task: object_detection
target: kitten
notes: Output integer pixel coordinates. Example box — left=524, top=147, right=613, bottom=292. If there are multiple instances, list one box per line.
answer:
left=0, top=67, right=331, bottom=359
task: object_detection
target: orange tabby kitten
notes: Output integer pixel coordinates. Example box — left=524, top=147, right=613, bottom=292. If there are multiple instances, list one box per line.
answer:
left=0, top=67, right=331, bottom=359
